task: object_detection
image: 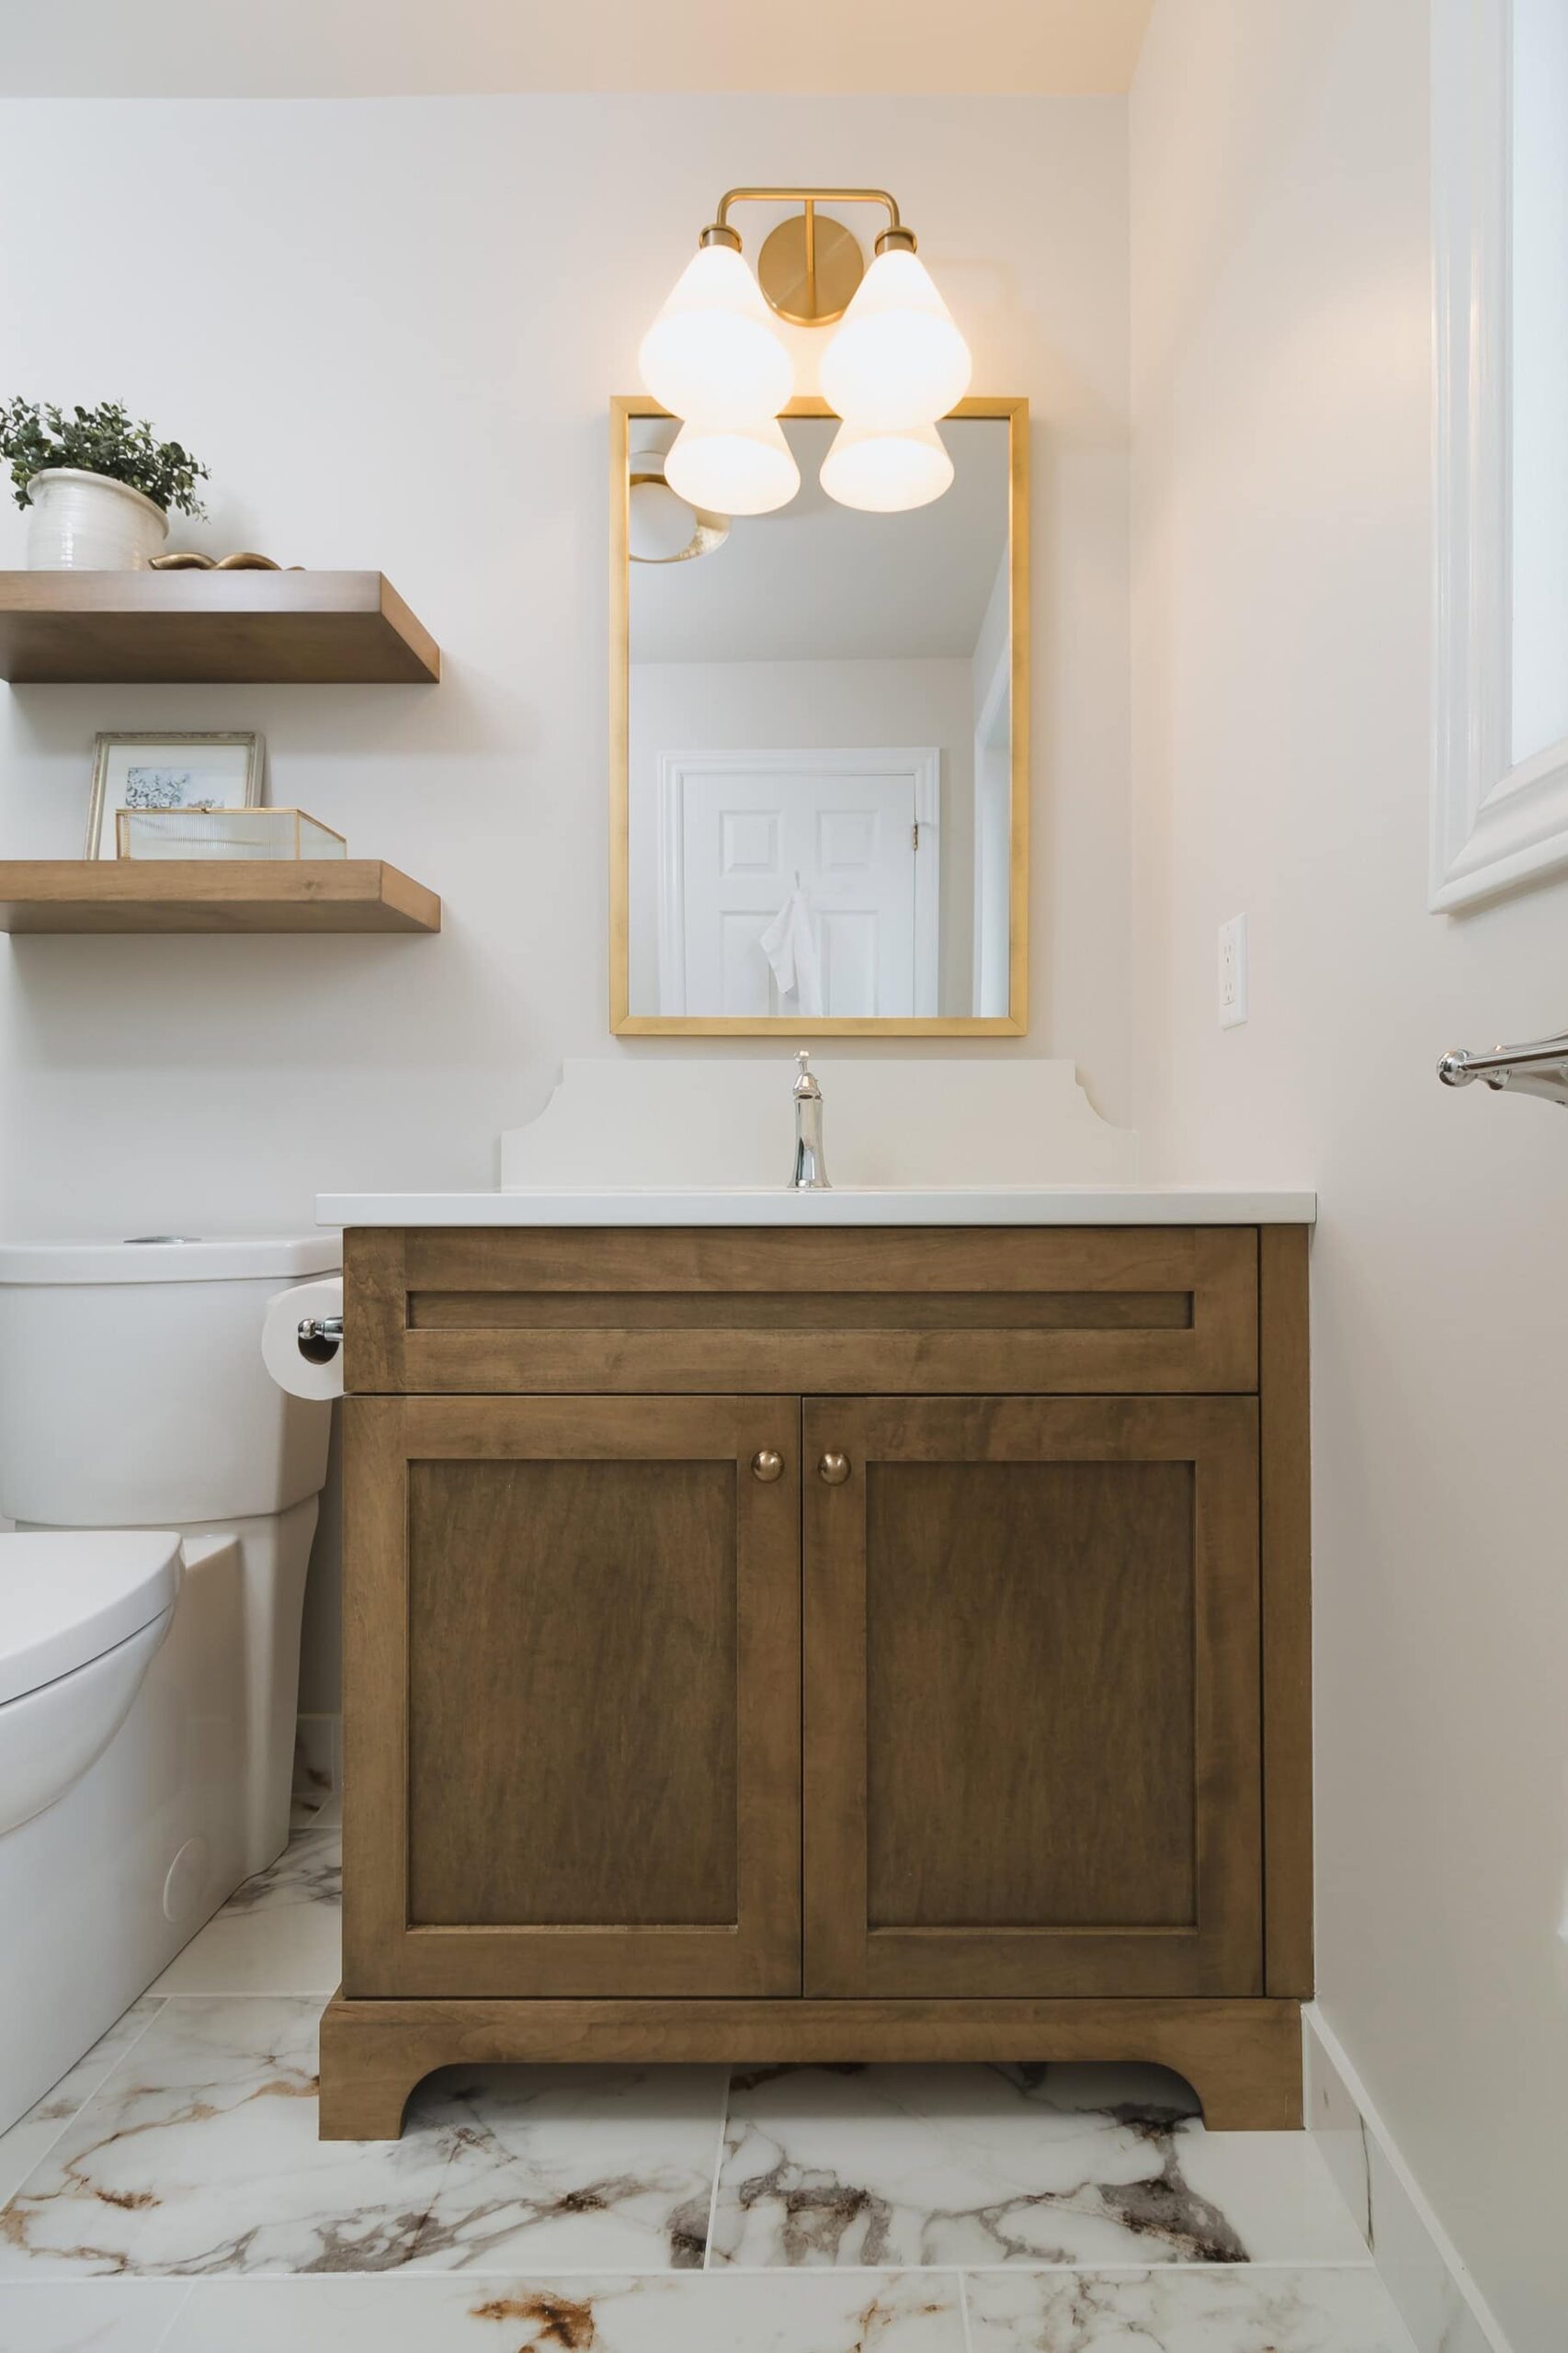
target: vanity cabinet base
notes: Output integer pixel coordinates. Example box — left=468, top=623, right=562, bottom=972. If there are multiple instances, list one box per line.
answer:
left=330, top=1224, right=1312, bottom=2149
left=316, top=1990, right=1304, bottom=2141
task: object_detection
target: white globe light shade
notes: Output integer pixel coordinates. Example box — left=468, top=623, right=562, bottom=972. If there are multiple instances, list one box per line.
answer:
left=818, top=248, right=972, bottom=429
left=638, top=244, right=795, bottom=425
left=820, top=420, right=954, bottom=514
left=665, top=418, right=801, bottom=516
left=628, top=473, right=729, bottom=564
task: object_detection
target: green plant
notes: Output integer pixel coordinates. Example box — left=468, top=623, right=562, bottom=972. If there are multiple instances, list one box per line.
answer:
left=0, top=399, right=209, bottom=517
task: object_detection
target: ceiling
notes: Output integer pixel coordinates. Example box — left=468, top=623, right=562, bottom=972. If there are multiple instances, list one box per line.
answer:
left=0, top=0, right=1155, bottom=97
left=631, top=416, right=1009, bottom=665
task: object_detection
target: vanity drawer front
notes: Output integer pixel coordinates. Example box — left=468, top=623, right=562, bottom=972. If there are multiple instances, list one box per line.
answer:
left=345, top=1226, right=1258, bottom=1395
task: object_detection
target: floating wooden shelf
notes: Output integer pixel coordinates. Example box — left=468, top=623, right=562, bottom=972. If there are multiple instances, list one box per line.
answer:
left=0, top=860, right=441, bottom=935
left=0, top=571, right=440, bottom=684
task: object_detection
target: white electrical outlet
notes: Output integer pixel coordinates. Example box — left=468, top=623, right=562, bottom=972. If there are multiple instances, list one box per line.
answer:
left=1218, top=914, right=1248, bottom=1029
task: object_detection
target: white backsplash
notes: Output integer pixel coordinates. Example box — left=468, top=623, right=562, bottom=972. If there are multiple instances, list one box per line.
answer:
left=500, top=1059, right=1137, bottom=1191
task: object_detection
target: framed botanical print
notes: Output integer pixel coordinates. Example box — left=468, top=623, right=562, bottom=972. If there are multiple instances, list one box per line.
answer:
left=86, top=731, right=264, bottom=858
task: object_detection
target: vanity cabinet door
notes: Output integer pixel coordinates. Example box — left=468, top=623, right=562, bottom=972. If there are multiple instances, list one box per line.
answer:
left=343, top=1393, right=801, bottom=1998
left=801, top=1395, right=1262, bottom=1999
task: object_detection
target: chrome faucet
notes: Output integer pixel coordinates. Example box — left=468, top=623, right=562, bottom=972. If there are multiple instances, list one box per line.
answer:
left=790, top=1051, right=831, bottom=1190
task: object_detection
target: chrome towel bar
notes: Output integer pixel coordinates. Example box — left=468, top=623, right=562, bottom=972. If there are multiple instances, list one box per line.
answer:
left=1437, top=1031, right=1568, bottom=1108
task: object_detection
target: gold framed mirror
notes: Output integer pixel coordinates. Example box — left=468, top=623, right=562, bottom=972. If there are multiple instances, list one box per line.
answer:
left=610, top=395, right=1028, bottom=1036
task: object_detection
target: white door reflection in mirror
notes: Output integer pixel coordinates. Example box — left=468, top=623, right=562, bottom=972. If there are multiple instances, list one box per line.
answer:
left=657, top=747, right=938, bottom=1018
left=621, top=405, right=1021, bottom=1028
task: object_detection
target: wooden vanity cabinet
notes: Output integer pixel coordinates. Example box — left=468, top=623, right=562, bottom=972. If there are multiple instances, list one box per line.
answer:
left=320, top=1224, right=1311, bottom=2141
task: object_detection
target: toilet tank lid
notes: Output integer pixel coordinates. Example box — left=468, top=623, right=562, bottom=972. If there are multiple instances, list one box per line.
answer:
left=0, top=1234, right=342, bottom=1284
left=0, top=1531, right=181, bottom=1706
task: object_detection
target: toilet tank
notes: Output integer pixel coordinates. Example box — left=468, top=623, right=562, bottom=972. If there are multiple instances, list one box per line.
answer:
left=0, top=1235, right=340, bottom=1529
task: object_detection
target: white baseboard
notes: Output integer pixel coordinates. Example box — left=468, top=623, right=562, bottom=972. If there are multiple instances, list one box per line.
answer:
left=1304, top=2006, right=1514, bottom=2353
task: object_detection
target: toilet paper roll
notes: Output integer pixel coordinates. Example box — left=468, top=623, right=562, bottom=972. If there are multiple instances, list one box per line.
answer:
left=261, top=1277, right=345, bottom=1403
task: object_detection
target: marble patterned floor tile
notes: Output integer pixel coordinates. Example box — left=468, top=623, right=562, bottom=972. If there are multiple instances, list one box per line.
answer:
left=0, top=1997, right=725, bottom=2279
left=0, top=2279, right=190, bottom=2352
left=162, top=2268, right=968, bottom=2350
left=963, top=2267, right=1418, bottom=2352
left=711, top=2064, right=1369, bottom=2270
left=149, top=1834, right=342, bottom=1995
left=0, top=2005, right=165, bottom=2211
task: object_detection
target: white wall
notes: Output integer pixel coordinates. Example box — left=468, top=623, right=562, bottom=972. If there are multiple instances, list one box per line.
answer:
left=1131, top=6, right=1567, bottom=2346
left=0, top=92, right=1132, bottom=1224
left=0, top=92, right=1132, bottom=1697
left=628, top=657, right=976, bottom=1015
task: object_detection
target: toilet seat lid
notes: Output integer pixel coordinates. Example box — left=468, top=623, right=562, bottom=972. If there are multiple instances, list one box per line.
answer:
left=0, top=1532, right=181, bottom=1706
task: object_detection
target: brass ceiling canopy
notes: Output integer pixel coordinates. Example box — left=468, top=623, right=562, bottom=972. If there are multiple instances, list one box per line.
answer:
left=702, top=187, right=917, bottom=327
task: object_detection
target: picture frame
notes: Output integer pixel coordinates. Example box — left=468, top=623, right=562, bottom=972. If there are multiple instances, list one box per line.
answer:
left=85, top=731, right=265, bottom=859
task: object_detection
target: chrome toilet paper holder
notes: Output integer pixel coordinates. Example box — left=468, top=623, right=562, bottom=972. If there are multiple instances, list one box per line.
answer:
left=297, top=1314, right=344, bottom=1366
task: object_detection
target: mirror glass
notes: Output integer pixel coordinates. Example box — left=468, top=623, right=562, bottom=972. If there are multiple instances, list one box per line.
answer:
left=614, top=401, right=1024, bottom=1033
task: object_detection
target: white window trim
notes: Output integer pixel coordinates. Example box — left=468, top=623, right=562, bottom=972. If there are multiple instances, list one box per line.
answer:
left=1432, top=0, right=1568, bottom=909
left=655, top=746, right=940, bottom=1017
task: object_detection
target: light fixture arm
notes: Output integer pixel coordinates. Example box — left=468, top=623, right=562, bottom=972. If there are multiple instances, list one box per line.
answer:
left=693, top=188, right=920, bottom=327
left=704, top=187, right=917, bottom=256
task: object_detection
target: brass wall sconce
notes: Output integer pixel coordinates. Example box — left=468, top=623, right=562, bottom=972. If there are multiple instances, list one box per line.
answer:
left=717, top=187, right=910, bottom=327
left=639, top=185, right=972, bottom=517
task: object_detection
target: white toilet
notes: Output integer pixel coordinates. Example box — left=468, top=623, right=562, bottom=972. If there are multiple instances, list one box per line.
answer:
left=0, top=1233, right=339, bottom=2133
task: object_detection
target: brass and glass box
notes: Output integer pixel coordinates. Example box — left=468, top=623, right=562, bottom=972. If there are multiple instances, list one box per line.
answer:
left=116, top=808, right=347, bottom=861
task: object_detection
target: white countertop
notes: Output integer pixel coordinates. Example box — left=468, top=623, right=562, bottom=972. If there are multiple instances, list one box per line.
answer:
left=316, top=1187, right=1317, bottom=1228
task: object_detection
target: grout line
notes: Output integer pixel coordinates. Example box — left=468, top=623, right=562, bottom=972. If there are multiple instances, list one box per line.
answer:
left=700, top=2064, right=732, bottom=2268
left=146, top=2279, right=198, bottom=2351
left=946, top=2260, right=1377, bottom=2277
left=137, top=2260, right=1381, bottom=2283
left=957, top=2266, right=979, bottom=2353
left=146, top=1997, right=342, bottom=2011
left=0, top=2260, right=1392, bottom=2292
left=0, top=1995, right=170, bottom=2200
left=85, top=1993, right=168, bottom=2086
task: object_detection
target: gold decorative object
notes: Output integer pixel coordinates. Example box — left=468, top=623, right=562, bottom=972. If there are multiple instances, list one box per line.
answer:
left=117, top=805, right=347, bottom=861
left=151, top=551, right=302, bottom=571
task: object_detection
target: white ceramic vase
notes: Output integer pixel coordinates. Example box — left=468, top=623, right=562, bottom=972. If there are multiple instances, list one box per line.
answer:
left=24, top=468, right=169, bottom=570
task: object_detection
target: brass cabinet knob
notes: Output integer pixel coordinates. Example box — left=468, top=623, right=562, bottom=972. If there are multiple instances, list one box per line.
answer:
left=751, top=1449, right=785, bottom=1483
left=817, top=1451, right=851, bottom=1485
